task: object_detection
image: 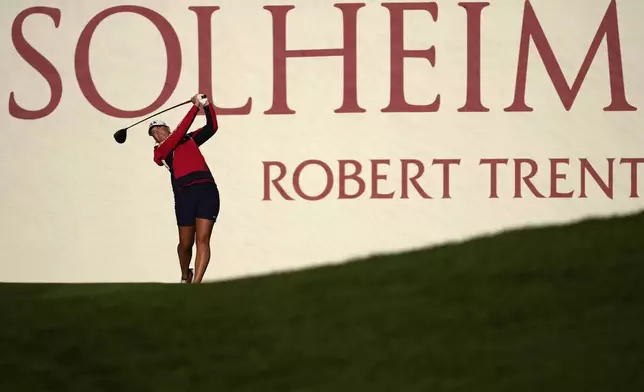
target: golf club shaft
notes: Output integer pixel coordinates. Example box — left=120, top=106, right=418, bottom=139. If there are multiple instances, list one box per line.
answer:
left=127, top=99, right=192, bottom=129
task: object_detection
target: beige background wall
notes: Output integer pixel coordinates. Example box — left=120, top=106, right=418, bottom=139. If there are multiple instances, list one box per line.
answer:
left=1, top=0, right=643, bottom=283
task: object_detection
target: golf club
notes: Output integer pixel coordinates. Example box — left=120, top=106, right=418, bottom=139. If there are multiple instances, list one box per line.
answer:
left=113, top=99, right=192, bottom=144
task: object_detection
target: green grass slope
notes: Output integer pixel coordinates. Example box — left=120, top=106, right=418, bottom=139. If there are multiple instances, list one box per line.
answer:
left=1, top=212, right=643, bottom=392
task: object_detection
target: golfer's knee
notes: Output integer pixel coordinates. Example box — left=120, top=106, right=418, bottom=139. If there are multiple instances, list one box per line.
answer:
left=177, top=240, right=193, bottom=253
left=195, top=235, right=210, bottom=248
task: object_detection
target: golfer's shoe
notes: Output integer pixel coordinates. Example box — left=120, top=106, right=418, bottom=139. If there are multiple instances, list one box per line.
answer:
left=181, top=268, right=194, bottom=284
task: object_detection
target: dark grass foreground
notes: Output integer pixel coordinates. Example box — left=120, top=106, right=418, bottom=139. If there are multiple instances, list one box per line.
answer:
left=1, top=212, right=644, bottom=392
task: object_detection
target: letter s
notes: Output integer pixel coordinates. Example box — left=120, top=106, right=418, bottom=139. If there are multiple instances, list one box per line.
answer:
left=9, top=7, right=63, bottom=120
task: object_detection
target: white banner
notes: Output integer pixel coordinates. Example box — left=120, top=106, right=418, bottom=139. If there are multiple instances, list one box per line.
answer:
left=1, top=0, right=643, bottom=282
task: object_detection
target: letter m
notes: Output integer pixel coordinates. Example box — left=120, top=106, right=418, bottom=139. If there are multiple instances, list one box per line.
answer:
left=506, top=0, right=636, bottom=112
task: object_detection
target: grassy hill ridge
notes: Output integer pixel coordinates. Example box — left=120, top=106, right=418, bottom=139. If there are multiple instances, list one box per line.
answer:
left=1, top=211, right=643, bottom=391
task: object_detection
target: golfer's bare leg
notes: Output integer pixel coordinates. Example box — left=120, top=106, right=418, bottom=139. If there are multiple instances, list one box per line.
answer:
left=193, top=218, right=214, bottom=283
left=178, top=226, right=195, bottom=280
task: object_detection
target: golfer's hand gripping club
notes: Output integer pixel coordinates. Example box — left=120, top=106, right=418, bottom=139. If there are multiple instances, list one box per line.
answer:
left=191, top=93, right=209, bottom=108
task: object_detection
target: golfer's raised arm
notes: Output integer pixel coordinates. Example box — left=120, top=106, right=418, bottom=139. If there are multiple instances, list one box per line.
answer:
left=191, top=101, right=219, bottom=146
left=154, top=104, right=199, bottom=161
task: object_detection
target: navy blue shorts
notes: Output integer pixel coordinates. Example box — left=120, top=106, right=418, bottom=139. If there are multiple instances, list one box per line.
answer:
left=174, top=182, right=220, bottom=227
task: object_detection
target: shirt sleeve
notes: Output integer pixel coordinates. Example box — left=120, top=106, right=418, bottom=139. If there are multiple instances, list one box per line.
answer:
left=153, top=105, right=199, bottom=165
left=188, top=103, right=219, bottom=147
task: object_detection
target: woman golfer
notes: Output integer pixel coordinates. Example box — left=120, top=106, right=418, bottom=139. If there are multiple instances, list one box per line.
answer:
left=149, top=93, right=220, bottom=284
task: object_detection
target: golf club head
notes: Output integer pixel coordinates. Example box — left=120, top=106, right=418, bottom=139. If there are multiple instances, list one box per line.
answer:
left=114, top=128, right=128, bottom=144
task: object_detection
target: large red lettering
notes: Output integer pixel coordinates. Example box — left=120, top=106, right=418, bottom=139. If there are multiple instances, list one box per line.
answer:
left=514, top=159, right=545, bottom=198
left=263, top=161, right=294, bottom=201
left=264, top=4, right=365, bottom=115
left=457, top=2, right=490, bottom=113
left=75, top=6, right=181, bottom=118
left=10, top=7, right=63, bottom=120
left=580, top=158, right=614, bottom=199
left=371, top=159, right=395, bottom=199
left=401, top=159, right=431, bottom=199
left=549, top=158, right=574, bottom=198
left=480, top=158, right=508, bottom=198
left=189, top=6, right=252, bottom=115
left=433, top=159, right=460, bottom=199
left=293, top=160, right=334, bottom=201
left=620, top=158, right=644, bottom=198
left=339, top=160, right=366, bottom=199
left=381, top=2, right=439, bottom=113
left=505, top=0, right=636, bottom=112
